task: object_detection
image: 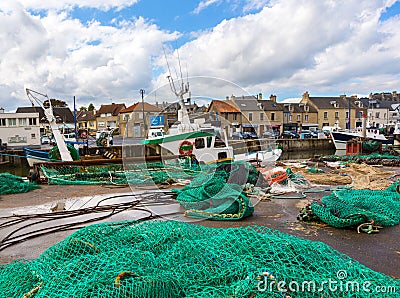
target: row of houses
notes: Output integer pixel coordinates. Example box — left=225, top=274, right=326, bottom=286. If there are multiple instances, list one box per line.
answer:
left=0, top=91, right=399, bottom=148
left=208, top=91, right=400, bottom=136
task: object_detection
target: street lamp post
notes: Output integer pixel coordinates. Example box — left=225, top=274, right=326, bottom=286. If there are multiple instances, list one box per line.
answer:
left=140, top=89, right=147, bottom=137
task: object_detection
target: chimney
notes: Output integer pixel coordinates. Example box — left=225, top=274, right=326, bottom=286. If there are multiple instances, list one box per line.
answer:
left=302, top=91, right=309, bottom=101
left=269, top=94, right=277, bottom=103
left=226, top=96, right=229, bottom=100
left=258, top=93, right=263, bottom=100
left=0, top=107, right=4, bottom=113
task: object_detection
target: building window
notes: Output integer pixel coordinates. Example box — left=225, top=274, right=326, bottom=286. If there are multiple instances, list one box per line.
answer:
left=8, top=118, right=16, bottom=126
left=384, top=113, right=387, bottom=119
left=28, top=118, right=37, bottom=125
left=248, top=112, right=253, bottom=121
left=305, top=115, right=309, bottom=122
left=107, top=113, right=112, bottom=117
left=233, top=113, right=237, bottom=121
left=89, top=121, right=95, bottom=127
left=289, top=115, right=292, bottom=121
left=98, top=121, right=105, bottom=127
left=346, top=111, right=349, bottom=119
left=101, top=113, right=106, bottom=118
left=297, top=115, right=300, bottom=121
left=358, top=111, right=363, bottom=118
left=335, top=112, right=339, bottom=119
left=19, top=118, right=26, bottom=126
left=8, top=136, right=27, bottom=143
left=375, top=112, right=380, bottom=119
left=323, top=112, right=328, bottom=119
left=31, top=133, right=36, bottom=139
left=271, top=113, right=275, bottom=121
left=260, top=113, right=264, bottom=121
left=0, top=119, right=6, bottom=126
left=139, top=113, right=143, bottom=119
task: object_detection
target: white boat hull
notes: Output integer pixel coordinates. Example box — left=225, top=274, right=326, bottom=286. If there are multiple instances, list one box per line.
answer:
left=234, top=149, right=282, bottom=163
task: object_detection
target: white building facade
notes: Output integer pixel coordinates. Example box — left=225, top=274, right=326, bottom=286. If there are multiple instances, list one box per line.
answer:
left=0, top=109, right=41, bottom=148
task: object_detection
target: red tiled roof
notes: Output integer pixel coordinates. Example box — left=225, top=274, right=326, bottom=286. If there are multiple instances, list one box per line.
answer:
left=207, top=100, right=240, bottom=113
left=95, top=103, right=126, bottom=116
left=120, top=102, right=161, bottom=113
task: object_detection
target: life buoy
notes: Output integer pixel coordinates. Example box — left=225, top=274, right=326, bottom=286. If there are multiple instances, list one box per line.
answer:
left=179, top=140, right=193, bottom=155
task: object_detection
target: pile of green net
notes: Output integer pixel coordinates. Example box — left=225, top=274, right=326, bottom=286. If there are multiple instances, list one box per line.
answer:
left=0, top=173, right=40, bottom=195
left=301, top=182, right=400, bottom=230
left=40, top=160, right=207, bottom=185
left=0, top=220, right=398, bottom=297
left=49, top=144, right=81, bottom=161
left=172, top=161, right=263, bottom=220
left=41, top=163, right=127, bottom=185
left=320, top=153, right=400, bottom=166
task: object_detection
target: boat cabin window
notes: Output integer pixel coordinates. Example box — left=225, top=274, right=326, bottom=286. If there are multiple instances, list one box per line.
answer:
left=207, top=136, right=212, bottom=148
left=218, top=152, right=227, bottom=159
left=195, top=138, right=205, bottom=149
left=214, top=136, right=226, bottom=148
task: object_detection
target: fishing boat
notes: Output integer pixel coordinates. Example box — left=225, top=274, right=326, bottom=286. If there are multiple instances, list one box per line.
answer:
left=23, top=147, right=53, bottom=166
left=140, top=77, right=281, bottom=165
left=330, top=127, right=393, bottom=150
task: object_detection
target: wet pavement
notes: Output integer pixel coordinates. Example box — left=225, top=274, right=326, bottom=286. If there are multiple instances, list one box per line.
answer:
left=0, top=185, right=399, bottom=278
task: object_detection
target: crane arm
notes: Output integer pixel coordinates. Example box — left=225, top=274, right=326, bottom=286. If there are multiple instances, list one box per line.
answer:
left=25, top=88, right=73, bottom=162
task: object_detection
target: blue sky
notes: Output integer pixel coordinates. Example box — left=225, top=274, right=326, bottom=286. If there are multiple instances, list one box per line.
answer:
left=1, top=0, right=400, bottom=110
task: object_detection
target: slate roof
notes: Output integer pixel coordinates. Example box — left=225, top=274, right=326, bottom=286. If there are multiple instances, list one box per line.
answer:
left=307, top=97, right=360, bottom=109
left=232, top=97, right=261, bottom=111
left=258, top=100, right=284, bottom=111
left=95, top=103, right=126, bottom=117
left=16, top=106, right=75, bottom=123
left=358, top=97, right=400, bottom=110
left=120, top=102, right=161, bottom=113
left=77, top=110, right=96, bottom=121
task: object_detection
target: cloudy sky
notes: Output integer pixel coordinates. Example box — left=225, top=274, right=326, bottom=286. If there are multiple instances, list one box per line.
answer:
left=0, top=0, right=399, bottom=111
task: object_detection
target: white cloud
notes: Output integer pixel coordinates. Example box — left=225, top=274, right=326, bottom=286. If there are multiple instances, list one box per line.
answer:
left=16, top=0, right=139, bottom=11
left=193, top=0, right=222, bottom=14
left=173, top=0, right=400, bottom=100
left=0, top=2, right=177, bottom=111
left=1, top=0, right=400, bottom=112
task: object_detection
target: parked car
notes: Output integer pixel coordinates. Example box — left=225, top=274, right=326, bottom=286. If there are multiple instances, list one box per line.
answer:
left=245, top=132, right=258, bottom=139
left=262, top=131, right=280, bottom=139
left=232, top=132, right=250, bottom=140
left=281, top=131, right=300, bottom=139
left=40, top=135, right=51, bottom=145
left=299, top=130, right=312, bottom=138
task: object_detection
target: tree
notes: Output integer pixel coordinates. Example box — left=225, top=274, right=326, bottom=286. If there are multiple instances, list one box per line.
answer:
left=79, top=106, right=87, bottom=111
left=43, top=98, right=68, bottom=108
left=88, top=103, right=95, bottom=111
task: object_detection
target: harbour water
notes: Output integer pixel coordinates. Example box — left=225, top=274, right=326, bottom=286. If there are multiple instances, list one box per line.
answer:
left=0, top=163, right=30, bottom=177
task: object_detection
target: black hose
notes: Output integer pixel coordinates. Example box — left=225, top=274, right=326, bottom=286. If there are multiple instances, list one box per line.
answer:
left=0, top=191, right=175, bottom=251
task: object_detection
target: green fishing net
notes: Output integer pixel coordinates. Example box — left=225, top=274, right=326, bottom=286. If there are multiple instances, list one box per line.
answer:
left=0, top=173, right=40, bottom=194
left=301, top=182, right=400, bottom=229
left=172, top=161, right=262, bottom=220
left=49, top=144, right=81, bottom=161
left=0, top=220, right=398, bottom=297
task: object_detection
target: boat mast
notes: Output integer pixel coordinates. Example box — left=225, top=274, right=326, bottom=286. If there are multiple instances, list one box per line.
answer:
left=164, top=46, right=194, bottom=130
